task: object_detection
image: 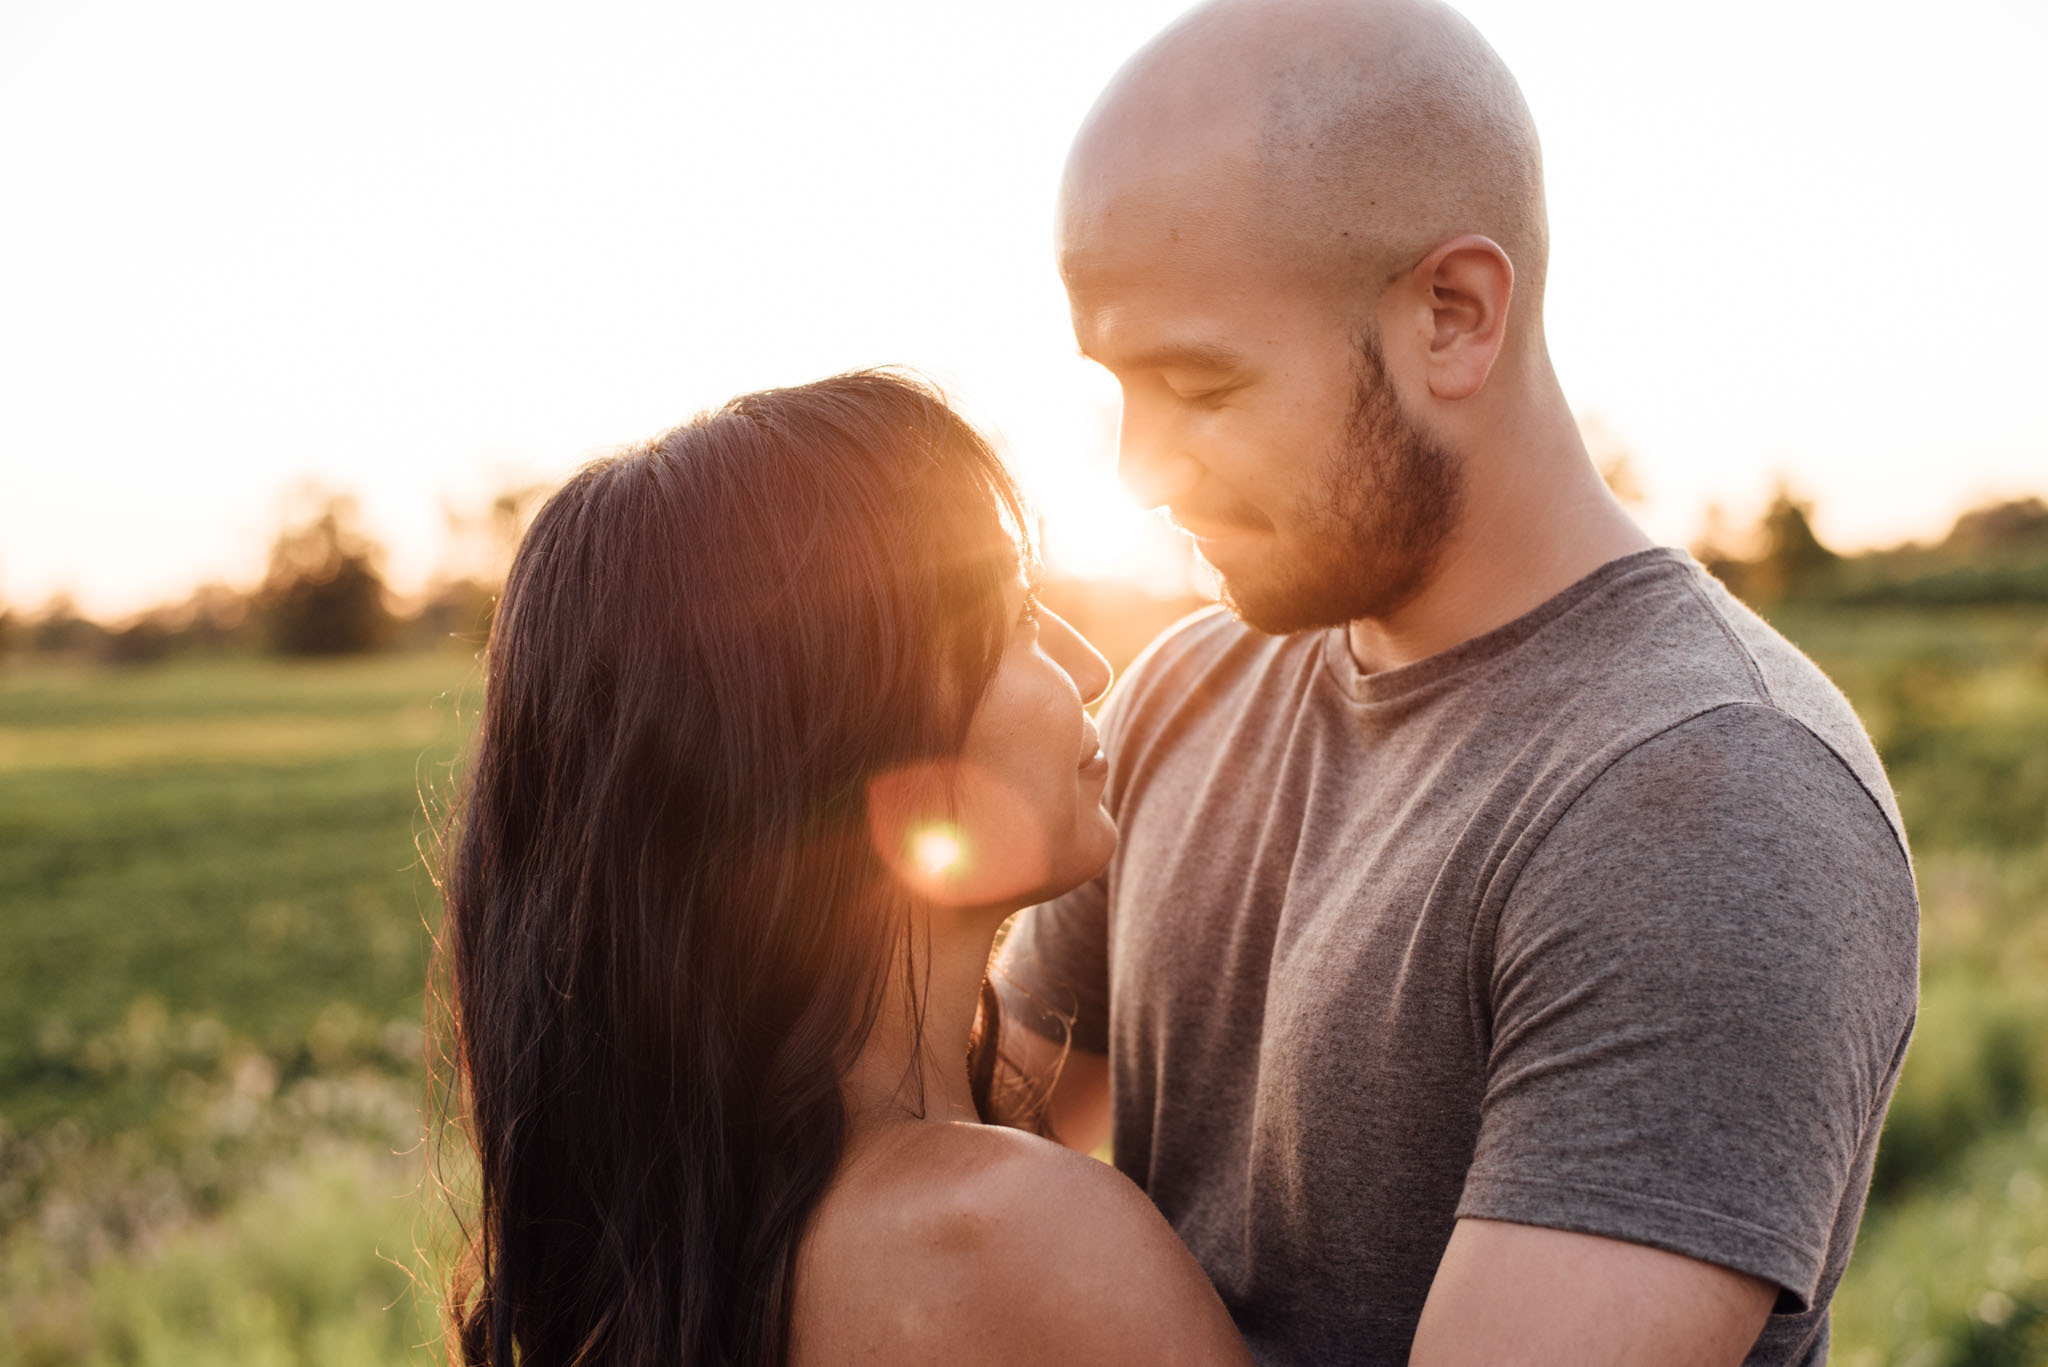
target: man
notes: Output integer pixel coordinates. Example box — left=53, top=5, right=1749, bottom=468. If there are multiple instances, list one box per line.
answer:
left=994, top=1, right=1919, bottom=1364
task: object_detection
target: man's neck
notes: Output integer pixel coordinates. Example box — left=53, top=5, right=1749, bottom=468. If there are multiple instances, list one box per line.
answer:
left=1345, top=406, right=1654, bottom=676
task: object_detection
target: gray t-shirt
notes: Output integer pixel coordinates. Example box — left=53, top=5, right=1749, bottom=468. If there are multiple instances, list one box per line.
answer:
left=1002, top=548, right=1919, bottom=1367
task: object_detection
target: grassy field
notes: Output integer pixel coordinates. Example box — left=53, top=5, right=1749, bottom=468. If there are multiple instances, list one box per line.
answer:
left=1773, top=605, right=2048, bottom=1367
left=0, top=652, right=473, bottom=1366
left=2, top=603, right=2046, bottom=1365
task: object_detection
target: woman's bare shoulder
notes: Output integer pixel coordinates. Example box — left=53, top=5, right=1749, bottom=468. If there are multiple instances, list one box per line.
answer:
left=792, top=1122, right=1252, bottom=1367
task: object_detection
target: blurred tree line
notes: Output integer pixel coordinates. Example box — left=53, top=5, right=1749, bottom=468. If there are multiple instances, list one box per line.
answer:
left=1698, top=488, right=2048, bottom=609
left=0, top=484, right=546, bottom=665
left=5, top=480, right=2047, bottom=667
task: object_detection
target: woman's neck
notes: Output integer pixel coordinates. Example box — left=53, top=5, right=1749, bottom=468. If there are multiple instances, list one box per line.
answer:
left=842, top=907, right=1008, bottom=1133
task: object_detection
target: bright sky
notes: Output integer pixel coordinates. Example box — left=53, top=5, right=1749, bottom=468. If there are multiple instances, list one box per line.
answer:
left=2, top=0, right=2042, bottom=618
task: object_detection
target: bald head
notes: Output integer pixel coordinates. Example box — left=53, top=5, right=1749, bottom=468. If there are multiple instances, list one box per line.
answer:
left=1060, top=0, right=1546, bottom=331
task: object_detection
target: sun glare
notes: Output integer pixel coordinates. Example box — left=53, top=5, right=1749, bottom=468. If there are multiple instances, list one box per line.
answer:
left=910, top=826, right=965, bottom=877
left=1026, top=462, right=1198, bottom=598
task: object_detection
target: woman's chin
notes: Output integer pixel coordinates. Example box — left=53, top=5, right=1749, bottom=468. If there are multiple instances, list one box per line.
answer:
left=1039, top=809, right=1119, bottom=904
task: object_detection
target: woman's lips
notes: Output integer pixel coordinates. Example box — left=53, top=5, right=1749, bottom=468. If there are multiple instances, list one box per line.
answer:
left=1079, top=725, right=1108, bottom=779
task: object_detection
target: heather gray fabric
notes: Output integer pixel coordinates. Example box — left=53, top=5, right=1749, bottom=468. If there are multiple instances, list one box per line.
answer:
left=1001, top=548, right=1919, bottom=1367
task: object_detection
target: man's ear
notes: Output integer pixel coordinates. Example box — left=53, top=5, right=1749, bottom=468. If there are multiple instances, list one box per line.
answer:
left=1409, top=234, right=1514, bottom=401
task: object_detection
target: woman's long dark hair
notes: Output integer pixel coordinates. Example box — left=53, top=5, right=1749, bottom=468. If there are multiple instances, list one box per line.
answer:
left=435, top=371, right=1032, bottom=1367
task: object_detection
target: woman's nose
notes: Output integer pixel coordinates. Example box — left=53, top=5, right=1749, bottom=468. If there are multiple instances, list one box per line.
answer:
left=1042, top=608, right=1113, bottom=706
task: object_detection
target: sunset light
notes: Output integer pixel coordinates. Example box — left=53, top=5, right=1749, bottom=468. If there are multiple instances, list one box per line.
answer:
left=2, top=0, right=2042, bottom=618
left=1026, top=461, right=1199, bottom=597
left=6, top=5, right=2044, bottom=1363
left=910, top=826, right=966, bottom=879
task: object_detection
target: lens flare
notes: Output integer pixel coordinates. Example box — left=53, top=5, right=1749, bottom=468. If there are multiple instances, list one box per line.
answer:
left=867, top=762, right=1047, bottom=906
left=910, top=826, right=965, bottom=877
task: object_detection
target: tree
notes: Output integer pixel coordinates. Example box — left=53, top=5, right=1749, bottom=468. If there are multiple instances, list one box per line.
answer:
left=1744, top=485, right=1840, bottom=603
left=103, top=614, right=172, bottom=666
left=27, top=594, right=107, bottom=655
left=413, top=479, right=552, bottom=646
left=1942, top=497, right=2048, bottom=557
left=1692, top=485, right=1840, bottom=606
left=172, top=582, right=254, bottom=652
left=255, top=492, right=394, bottom=656
left=437, top=481, right=550, bottom=589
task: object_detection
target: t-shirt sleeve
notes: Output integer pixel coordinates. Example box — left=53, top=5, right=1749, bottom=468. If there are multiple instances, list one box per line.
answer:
left=1459, top=702, right=1919, bottom=1311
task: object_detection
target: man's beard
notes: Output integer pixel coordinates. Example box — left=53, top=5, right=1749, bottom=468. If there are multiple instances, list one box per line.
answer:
left=1215, top=330, right=1465, bottom=635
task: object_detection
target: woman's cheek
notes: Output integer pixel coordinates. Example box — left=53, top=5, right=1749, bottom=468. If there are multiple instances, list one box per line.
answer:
left=865, top=758, right=1054, bottom=908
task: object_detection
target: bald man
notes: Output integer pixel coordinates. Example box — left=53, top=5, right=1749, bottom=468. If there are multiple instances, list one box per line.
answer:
left=994, top=2, right=1919, bottom=1365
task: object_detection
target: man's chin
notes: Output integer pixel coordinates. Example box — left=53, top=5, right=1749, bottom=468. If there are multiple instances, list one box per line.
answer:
left=1212, top=545, right=1423, bottom=637
left=1215, top=569, right=1344, bottom=637
left=1200, top=541, right=1310, bottom=635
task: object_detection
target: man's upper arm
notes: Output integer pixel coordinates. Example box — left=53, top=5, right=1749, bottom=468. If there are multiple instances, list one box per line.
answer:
left=997, top=870, right=1113, bottom=1054
left=993, top=877, right=1114, bottom=1146
left=1454, top=703, right=1918, bottom=1337
left=1412, top=1219, right=1775, bottom=1367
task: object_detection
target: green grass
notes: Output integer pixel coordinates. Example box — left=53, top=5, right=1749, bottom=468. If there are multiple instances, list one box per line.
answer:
left=1833, top=1110, right=2048, bottom=1367
left=1874, top=851, right=2048, bottom=1202
left=0, top=650, right=476, bottom=1367
left=1762, top=605, right=2048, bottom=1365
left=2, top=602, right=2046, bottom=1364
left=1769, top=606, right=2048, bottom=853
left=4, top=1145, right=441, bottom=1367
left=0, top=653, right=473, bottom=1137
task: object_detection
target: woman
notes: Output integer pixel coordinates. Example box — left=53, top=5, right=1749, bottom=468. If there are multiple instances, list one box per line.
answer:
left=437, top=371, right=1251, bottom=1367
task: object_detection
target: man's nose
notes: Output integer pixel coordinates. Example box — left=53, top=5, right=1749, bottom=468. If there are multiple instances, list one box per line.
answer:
left=1115, top=399, right=1203, bottom=510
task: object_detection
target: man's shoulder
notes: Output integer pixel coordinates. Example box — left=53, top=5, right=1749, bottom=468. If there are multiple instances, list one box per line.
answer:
left=1104, top=603, right=1318, bottom=738
left=1595, top=559, right=1908, bottom=852
left=1501, top=553, right=1903, bottom=847
left=1565, top=699, right=1914, bottom=885
left=1686, top=572, right=1907, bottom=843
left=1120, top=602, right=1264, bottom=688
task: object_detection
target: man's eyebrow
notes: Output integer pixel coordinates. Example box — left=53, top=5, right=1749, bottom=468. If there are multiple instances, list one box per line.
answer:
left=1080, top=340, right=1244, bottom=373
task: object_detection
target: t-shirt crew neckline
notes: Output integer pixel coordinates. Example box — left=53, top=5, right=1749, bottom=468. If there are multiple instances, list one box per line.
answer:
left=1319, top=546, right=1695, bottom=705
